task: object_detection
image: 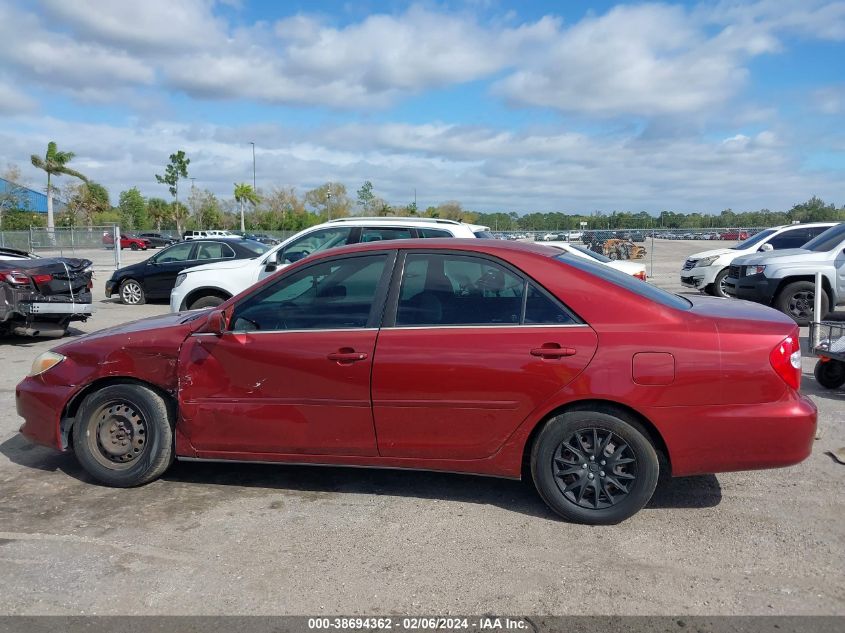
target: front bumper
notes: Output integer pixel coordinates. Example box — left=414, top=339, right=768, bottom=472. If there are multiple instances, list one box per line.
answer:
left=723, top=273, right=777, bottom=304
left=169, top=285, right=186, bottom=312
left=16, top=373, right=78, bottom=451
left=679, top=265, right=719, bottom=290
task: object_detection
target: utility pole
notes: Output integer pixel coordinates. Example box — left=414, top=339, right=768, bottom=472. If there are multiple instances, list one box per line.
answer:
left=250, top=142, right=256, bottom=191
left=326, top=188, right=332, bottom=221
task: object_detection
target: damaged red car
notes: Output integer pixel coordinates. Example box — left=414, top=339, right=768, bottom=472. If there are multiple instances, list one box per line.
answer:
left=16, top=240, right=816, bottom=524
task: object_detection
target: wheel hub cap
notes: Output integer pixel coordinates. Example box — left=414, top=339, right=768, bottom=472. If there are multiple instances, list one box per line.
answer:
left=552, top=427, right=637, bottom=509
left=95, top=403, right=146, bottom=463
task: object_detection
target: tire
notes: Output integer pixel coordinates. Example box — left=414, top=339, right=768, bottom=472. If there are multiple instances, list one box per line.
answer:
left=73, top=383, right=174, bottom=487
left=707, top=268, right=730, bottom=298
left=119, top=279, right=146, bottom=305
left=608, top=251, right=619, bottom=260
left=775, top=281, right=828, bottom=326
left=531, top=407, right=659, bottom=524
left=130, top=243, right=139, bottom=251
left=814, top=359, right=845, bottom=390
left=188, top=294, right=227, bottom=310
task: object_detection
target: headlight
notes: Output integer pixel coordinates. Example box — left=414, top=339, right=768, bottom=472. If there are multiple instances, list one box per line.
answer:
left=744, top=265, right=766, bottom=276
left=698, top=255, right=720, bottom=267
left=174, top=273, right=186, bottom=288
left=28, top=351, right=65, bottom=377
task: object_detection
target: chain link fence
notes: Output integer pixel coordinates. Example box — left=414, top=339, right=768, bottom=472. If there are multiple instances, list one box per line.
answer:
left=0, top=226, right=121, bottom=270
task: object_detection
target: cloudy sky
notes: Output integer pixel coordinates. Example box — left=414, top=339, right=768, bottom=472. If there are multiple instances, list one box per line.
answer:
left=0, top=0, right=843, bottom=214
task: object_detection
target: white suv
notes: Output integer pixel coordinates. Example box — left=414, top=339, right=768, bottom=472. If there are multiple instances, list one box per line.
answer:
left=679, top=222, right=836, bottom=297
left=183, top=230, right=233, bottom=240
left=170, top=217, right=492, bottom=311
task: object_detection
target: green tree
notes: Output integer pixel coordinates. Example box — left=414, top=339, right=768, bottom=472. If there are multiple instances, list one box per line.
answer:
left=65, top=181, right=110, bottom=228
left=305, top=182, right=350, bottom=220
left=147, top=198, right=171, bottom=231
left=30, top=141, right=88, bottom=230
left=233, top=183, right=260, bottom=232
left=356, top=180, right=375, bottom=214
left=0, top=163, right=28, bottom=229
left=118, top=187, right=147, bottom=230
left=155, top=151, right=190, bottom=233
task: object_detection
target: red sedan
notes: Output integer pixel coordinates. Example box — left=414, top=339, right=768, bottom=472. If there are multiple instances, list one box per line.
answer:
left=16, top=240, right=816, bottom=524
left=102, top=232, right=150, bottom=250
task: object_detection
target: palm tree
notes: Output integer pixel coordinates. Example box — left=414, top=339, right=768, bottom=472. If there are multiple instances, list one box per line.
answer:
left=233, top=182, right=260, bottom=232
left=147, top=198, right=171, bottom=231
left=31, top=141, right=88, bottom=230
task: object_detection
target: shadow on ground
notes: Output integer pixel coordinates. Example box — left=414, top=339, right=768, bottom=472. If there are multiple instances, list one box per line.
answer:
left=1, top=433, right=721, bottom=521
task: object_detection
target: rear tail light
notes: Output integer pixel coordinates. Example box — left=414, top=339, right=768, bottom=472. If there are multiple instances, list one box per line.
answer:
left=3, top=271, right=30, bottom=285
left=31, top=273, right=53, bottom=285
left=770, top=334, right=801, bottom=390
left=634, top=270, right=647, bottom=281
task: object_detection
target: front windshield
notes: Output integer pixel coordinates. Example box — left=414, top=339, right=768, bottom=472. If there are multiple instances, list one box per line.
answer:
left=571, top=243, right=612, bottom=263
left=241, top=240, right=271, bottom=256
left=730, top=228, right=776, bottom=250
left=802, top=223, right=845, bottom=252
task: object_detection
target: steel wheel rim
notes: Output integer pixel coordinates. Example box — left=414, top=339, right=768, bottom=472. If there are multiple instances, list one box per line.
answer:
left=552, top=427, right=638, bottom=509
left=87, top=401, right=148, bottom=470
left=788, top=291, right=814, bottom=320
left=718, top=276, right=728, bottom=296
left=122, top=282, right=142, bottom=304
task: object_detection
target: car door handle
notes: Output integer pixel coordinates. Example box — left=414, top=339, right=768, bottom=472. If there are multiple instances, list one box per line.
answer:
left=327, top=349, right=369, bottom=363
left=530, top=344, right=576, bottom=359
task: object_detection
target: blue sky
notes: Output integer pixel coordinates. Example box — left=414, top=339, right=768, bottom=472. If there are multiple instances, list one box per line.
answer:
left=0, top=0, right=843, bottom=213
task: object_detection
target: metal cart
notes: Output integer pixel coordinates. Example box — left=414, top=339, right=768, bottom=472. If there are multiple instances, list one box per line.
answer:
left=809, top=320, right=845, bottom=389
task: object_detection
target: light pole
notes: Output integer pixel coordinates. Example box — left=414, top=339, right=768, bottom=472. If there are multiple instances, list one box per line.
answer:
left=250, top=142, right=256, bottom=192
left=326, top=189, right=332, bottom=221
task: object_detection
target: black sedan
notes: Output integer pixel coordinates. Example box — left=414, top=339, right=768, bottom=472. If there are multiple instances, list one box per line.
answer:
left=105, top=239, right=269, bottom=305
left=138, top=232, right=179, bottom=248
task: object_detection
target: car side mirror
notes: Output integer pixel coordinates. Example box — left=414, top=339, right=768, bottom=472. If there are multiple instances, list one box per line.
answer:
left=202, top=309, right=228, bottom=335
left=264, top=262, right=277, bottom=273
left=759, top=244, right=774, bottom=252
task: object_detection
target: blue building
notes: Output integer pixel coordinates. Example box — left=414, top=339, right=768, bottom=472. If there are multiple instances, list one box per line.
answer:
left=0, top=177, right=65, bottom=213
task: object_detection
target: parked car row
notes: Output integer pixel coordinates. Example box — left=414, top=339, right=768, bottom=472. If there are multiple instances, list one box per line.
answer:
left=680, top=221, right=844, bottom=324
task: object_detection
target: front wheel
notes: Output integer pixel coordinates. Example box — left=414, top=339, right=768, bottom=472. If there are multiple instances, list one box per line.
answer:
left=707, top=268, right=730, bottom=298
left=531, top=408, right=659, bottom=524
left=814, top=359, right=845, bottom=389
left=130, top=243, right=139, bottom=251
left=73, top=383, right=174, bottom=487
left=119, top=279, right=146, bottom=305
left=775, top=281, right=828, bottom=326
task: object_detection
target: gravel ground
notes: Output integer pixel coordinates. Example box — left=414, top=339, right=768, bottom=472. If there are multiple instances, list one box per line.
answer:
left=0, top=241, right=842, bottom=616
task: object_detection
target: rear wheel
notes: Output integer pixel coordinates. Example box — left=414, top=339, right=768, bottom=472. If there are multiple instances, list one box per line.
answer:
left=188, top=294, right=227, bottom=310
left=531, top=408, right=659, bottom=524
left=814, top=359, right=845, bottom=389
left=119, top=279, right=146, bottom=305
left=775, top=281, right=828, bottom=326
left=73, top=383, right=174, bottom=487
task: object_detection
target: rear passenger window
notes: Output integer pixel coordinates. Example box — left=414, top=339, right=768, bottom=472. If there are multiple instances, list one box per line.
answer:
left=360, top=227, right=412, bottom=242
left=524, top=284, right=576, bottom=325
left=196, top=242, right=235, bottom=260
left=419, top=228, right=453, bottom=238
left=768, top=230, right=809, bottom=250
left=396, top=253, right=523, bottom=326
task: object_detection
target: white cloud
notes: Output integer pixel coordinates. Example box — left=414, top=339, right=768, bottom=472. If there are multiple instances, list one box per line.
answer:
left=0, top=3, right=154, bottom=99
left=37, top=0, right=226, bottom=52
left=0, top=77, right=37, bottom=115
left=0, top=116, right=839, bottom=213
left=813, top=85, right=845, bottom=114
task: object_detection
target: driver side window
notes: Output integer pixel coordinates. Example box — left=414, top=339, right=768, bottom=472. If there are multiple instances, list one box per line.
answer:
left=232, top=254, right=388, bottom=332
left=154, top=242, right=194, bottom=263
left=280, top=227, right=353, bottom=264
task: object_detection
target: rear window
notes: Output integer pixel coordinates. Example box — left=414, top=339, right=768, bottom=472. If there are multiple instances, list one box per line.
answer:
left=555, top=254, right=691, bottom=310
left=473, top=230, right=495, bottom=239
left=803, top=223, right=845, bottom=252
left=240, top=240, right=271, bottom=255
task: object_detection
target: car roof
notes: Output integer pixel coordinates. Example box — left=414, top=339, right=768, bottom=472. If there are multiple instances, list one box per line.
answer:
left=300, top=238, right=562, bottom=260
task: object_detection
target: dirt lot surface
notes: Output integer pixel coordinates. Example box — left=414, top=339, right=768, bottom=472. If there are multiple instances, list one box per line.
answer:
left=0, top=241, right=843, bottom=615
